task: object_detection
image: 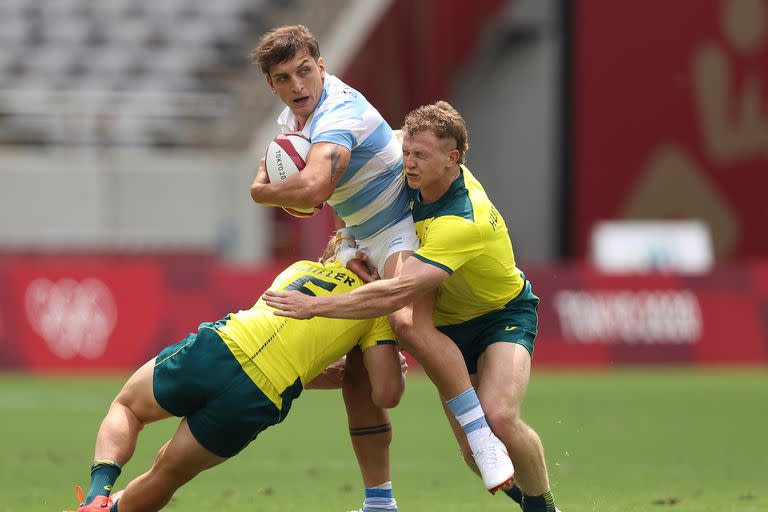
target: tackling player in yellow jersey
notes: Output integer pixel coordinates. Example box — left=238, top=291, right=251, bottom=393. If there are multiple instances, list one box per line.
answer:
left=65, top=257, right=404, bottom=512
left=265, top=101, right=561, bottom=512
left=249, top=25, right=512, bottom=510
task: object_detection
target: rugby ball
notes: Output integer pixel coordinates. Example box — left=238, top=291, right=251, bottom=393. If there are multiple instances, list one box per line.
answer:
left=264, top=133, right=321, bottom=217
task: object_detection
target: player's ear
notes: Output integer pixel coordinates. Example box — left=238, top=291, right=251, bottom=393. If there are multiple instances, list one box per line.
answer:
left=448, top=148, right=460, bottom=166
left=317, top=57, right=326, bottom=78
left=266, top=74, right=276, bottom=93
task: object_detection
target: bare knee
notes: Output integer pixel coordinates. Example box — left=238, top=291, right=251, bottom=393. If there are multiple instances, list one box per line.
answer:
left=366, top=350, right=404, bottom=408
left=110, top=396, right=147, bottom=431
left=151, top=444, right=200, bottom=487
left=371, top=383, right=402, bottom=409
left=483, top=403, right=523, bottom=436
left=389, top=313, right=415, bottom=350
left=341, top=348, right=400, bottom=409
left=154, top=441, right=171, bottom=464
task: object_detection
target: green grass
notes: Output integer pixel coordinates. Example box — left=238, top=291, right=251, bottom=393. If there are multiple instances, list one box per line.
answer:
left=0, top=369, right=766, bottom=511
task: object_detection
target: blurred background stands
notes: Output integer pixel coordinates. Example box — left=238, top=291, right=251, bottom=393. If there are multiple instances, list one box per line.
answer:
left=0, top=0, right=303, bottom=148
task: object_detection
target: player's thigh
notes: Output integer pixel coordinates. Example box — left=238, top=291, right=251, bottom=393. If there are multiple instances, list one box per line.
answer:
left=344, top=346, right=367, bottom=379
left=363, top=215, right=418, bottom=275
left=362, top=343, right=404, bottom=406
left=362, top=343, right=400, bottom=382
left=115, top=359, right=173, bottom=424
left=155, top=417, right=227, bottom=480
left=386, top=289, right=437, bottom=350
left=476, top=342, right=531, bottom=413
left=382, top=249, right=413, bottom=279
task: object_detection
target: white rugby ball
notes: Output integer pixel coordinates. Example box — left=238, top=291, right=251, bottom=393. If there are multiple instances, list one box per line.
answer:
left=265, top=133, right=311, bottom=183
left=264, top=133, right=321, bottom=217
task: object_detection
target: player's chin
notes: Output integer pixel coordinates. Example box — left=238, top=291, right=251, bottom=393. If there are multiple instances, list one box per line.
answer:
left=405, top=175, right=420, bottom=188
left=282, top=204, right=323, bottom=218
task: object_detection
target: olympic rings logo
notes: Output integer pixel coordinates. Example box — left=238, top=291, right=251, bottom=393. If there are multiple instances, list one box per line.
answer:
left=24, top=278, right=117, bottom=359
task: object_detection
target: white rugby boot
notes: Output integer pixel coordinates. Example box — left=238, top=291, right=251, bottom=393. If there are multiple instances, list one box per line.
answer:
left=471, top=431, right=514, bottom=493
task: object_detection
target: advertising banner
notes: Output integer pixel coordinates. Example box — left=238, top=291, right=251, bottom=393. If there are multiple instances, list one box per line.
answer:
left=1, top=256, right=765, bottom=371
left=527, top=264, right=768, bottom=366
left=571, top=0, right=768, bottom=261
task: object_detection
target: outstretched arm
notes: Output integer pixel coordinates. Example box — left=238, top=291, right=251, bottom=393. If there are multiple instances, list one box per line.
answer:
left=250, top=141, right=350, bottom=208
left=263, top=256, right=449, bottom=319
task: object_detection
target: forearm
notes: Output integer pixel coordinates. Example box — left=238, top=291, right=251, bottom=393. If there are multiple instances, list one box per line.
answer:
left=312, top=278, right=415, bottom=319
left=251, top=142, right=345, bottom=208
left=250, top=181, right=322, bottom=208
left=264, top=258, right=446, bottom=321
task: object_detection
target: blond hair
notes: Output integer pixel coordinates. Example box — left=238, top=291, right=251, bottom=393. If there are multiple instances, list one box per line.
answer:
left=402, top=101, right=469, bottom=163
left=319, top=234, right=338, bottom=264
left=251, top=25, right=321, bottom=75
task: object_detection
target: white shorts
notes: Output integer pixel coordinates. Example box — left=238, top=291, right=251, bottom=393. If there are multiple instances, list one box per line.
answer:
left=357, top=216, right=419, bottom=276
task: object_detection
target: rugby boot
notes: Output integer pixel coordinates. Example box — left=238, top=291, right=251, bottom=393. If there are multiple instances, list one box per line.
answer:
left=472, top=432, right=515, bottom=493
left=64, top=485, right=113, bottom=511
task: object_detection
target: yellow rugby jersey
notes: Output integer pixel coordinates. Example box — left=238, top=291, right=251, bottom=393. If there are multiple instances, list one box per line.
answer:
left=409, top=165, right=525, bottom=325
left=214, top=260, right=395, bottom=409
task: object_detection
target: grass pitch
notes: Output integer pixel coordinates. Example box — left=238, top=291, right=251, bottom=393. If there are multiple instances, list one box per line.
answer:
left=0, top=369, right=766, bottom=511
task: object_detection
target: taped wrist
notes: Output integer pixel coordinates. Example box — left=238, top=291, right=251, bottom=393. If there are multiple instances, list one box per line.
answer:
left=334, top=228, right=357, bottom=266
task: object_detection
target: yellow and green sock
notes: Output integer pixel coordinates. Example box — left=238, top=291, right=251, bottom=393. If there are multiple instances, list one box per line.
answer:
left=84, top=459, right=121, bottom=506
left=522, top=489, right=556, bottom=512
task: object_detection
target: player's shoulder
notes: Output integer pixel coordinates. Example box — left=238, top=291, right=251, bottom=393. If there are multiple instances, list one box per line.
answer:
left=317, top=75, right=368, bottom=114
left=459, top=166, right=505, bottom=230
left=324, top=75, right=361, bottom=99
left=459, top=166, right=493, bottom=205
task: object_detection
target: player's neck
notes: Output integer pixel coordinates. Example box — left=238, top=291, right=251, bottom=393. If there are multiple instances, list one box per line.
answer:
left=420, top=166, right=460, bottom=204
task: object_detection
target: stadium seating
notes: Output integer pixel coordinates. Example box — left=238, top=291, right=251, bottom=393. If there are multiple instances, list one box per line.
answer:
left=0, top=0, right=278, bottom=147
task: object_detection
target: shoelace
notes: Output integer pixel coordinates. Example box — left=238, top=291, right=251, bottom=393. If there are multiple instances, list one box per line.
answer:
left=63, top=486, right=86, bottom=512
left=474, top=442, right=502, bottom=467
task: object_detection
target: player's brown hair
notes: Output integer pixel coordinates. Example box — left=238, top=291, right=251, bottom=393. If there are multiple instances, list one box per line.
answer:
left=251, top=25, right=321, bottom=75
left=402, top=101, right=469, bottom=164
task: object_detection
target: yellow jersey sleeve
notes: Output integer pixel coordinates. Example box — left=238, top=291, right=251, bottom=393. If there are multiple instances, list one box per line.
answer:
left=414, top=216, right=483, bottom=274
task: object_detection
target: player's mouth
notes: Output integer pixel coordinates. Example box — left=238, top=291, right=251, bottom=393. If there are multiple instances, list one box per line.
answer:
left=293, top=96, right=311, bottom=107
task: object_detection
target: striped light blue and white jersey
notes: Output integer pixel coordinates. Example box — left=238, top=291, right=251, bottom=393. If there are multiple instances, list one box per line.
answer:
left=277, top=74, right=410, bottom=241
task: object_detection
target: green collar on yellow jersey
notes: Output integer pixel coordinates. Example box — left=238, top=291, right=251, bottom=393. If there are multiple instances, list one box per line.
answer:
left=410, top=165, right=474, bottom=223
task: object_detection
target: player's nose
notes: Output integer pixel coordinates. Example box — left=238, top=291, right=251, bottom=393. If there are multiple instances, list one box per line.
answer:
left=290, top=76, right=303, bottom=93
